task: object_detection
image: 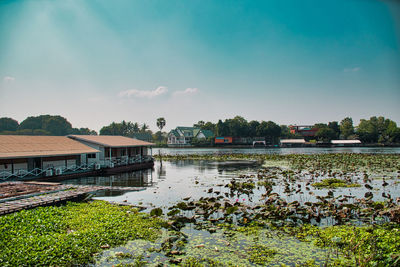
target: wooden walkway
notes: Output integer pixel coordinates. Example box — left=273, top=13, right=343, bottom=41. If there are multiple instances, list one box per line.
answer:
left=0, top=183, right=146, bottom=216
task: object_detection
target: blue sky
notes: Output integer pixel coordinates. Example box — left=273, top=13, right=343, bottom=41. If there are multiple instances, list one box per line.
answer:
left=0, top=0, right=399, bottom=132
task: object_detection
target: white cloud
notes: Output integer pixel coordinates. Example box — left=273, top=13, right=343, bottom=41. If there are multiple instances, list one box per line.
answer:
left=173, top=88, right=198, bottom=95
left=118, top=86, right=168, bottom=98
left=344, top=67, right=360, bottom=72
left=3, top=76, right=15, bottom=82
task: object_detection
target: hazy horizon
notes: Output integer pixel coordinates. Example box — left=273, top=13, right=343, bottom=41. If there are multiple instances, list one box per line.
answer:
left=1, top=0, right=399, bottom=132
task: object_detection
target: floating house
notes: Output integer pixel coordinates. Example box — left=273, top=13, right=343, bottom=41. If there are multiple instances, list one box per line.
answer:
left=167, top=127, right=214, bottom=146
left=331, top=140, right=361, bottom=147
left=0, top=135, right=155, bottom=181
left=68, top=135, right=154, bottom=168
left=0, top=135, right=99, bottom=180
left=279, top=139, right=306, bottom=147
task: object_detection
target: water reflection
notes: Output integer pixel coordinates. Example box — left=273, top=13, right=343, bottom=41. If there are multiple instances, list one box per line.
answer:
left=62, top=169, right=154, bottom=197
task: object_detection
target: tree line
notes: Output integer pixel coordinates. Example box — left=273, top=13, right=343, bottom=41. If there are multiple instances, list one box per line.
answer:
left=192, top=115, right=400, bottom=144
left=1, top=114, right=399, bottom=144
left=0, top=115, right=96, bottom=136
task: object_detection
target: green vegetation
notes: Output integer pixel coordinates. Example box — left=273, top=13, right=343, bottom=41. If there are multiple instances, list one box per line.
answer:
left=248, top=244, right=277, bottom=264
left=2, top=114, right=399, bottom=145
left=295, top=224, right=400, bottom=266
left=0, top=201, right=163, bottom=266
left=0, top=115, right=97, bottom=136
left=155, top=153, right=400, bottom=174
left=99, top=120, right=151, bottom=137
left=312, top=178, right=361, bottom=188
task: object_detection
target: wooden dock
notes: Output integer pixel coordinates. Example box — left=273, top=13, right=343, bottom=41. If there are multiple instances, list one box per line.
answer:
left=0, top=182, right=146, bottom=216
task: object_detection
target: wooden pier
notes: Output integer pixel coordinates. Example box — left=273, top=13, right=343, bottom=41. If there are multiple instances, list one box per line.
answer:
left=0, top=182, right=146, bottom=216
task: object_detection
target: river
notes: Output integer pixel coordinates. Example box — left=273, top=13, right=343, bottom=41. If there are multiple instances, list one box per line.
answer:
left=155, top=146, right=400, bottom=155
left=62, top=147, right=400, bottom=208
left=61, top=147, right=400, bottom=266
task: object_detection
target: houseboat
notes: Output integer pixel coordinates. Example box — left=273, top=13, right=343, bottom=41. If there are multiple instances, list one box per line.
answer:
left=0, top=135, right=154, bottom=181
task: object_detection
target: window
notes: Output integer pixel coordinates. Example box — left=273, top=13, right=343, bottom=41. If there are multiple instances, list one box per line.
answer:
left=87, top=153, right=96, bottom=159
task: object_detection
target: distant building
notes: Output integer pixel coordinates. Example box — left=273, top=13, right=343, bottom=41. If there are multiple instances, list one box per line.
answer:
left=215, top=137, right=233, bottom=144
left=280, top=139, right=306, bottom=147
left=167, top=127, right=214, bottom=146
left=289, top=125, right=318, bottom=137
left=214, top=137, right=267, bottom=146
left=331, top=140, right=361, bottom=147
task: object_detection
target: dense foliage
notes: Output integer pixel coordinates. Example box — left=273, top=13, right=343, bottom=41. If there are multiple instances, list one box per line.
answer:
left=99, top=120, right=150, bottom=136
left=0, top=201, right=163, bottom=266
left=1, top=114, right=399, bottom=144
left=0, top=115, right=97, bottom=136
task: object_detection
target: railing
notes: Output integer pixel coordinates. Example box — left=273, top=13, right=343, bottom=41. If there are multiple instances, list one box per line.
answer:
left=0, top=156, right=154, bottom=181
left=104, top=155, right=154, bottom=168
left=0, top=163, right=98, bottom=181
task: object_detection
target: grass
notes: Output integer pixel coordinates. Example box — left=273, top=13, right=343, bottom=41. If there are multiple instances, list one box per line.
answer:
left=0, top=201, right=163, bottom=266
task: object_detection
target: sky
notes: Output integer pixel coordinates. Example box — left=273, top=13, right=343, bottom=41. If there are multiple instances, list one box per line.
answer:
left=0, top=0, right=399, bottom=132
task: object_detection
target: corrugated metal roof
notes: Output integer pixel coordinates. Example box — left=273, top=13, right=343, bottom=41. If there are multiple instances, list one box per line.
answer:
left=68, top=135, right=155, bottom=147
left=331, top=140, right=361, bottom=144
left=0, top=135, right=99, bottom=159
left=280, top=139, right=306, bottom=144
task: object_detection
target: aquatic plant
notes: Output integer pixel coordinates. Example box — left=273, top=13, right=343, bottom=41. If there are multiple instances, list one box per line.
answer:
left=295, top=224, right=400, bottom=266
left=0, top=201, right=163, bottom=266
left=312, top=178, right=361, bottom=188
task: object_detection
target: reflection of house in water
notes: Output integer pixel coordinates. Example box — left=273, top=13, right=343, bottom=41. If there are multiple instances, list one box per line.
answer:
left=156, top=165, right=166, bottom=180
left=63, top=169, right=153, bottom=189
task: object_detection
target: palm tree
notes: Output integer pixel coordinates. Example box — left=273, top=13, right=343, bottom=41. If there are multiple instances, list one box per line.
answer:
left=140, top=123, right=149, bottom=133
left=156, top=118, right=166, bottom=132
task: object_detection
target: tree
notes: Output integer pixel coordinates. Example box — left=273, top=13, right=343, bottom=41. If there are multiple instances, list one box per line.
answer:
left=19, top=115, right=73, bottom=136
left=256, top=121, right=281, bottom=144
left=156, top=117, right=166, bottom=132
left=356, top=116, right=393, bottom=143
left=357, top=119, right=378, bottom=143
left=202, top=122, right=216, bottom=132
left=328, top=121, right=340, bottom=139
left=193, top=121, right=205, bottom=128
left=340, top=117, right=354, bottom=139
left=248, top=120, right=260, bottom=137
left=228, top=116, right=249, bottom=137
left=216, top=120, right=229, bottom=136
left=316, top=127, right=336, bottom=142
left=0, top=117, right=19, bottom=132
left=71, top=128, right=97, bottom=135
left=42, top=116, right=73, bottom=136
left=140, top=123, right=149, bottom=133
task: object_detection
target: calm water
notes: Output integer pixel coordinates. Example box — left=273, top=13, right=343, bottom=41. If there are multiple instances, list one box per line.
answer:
left=62, top=147, right=400, bottom=209
left=154, top=146, right=400, bottom=155
left=62, top=147, right=400, bottom=266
